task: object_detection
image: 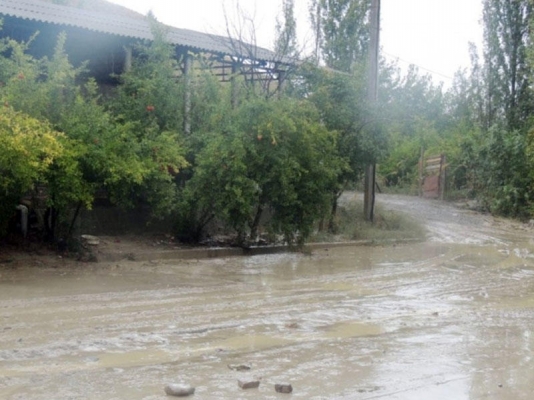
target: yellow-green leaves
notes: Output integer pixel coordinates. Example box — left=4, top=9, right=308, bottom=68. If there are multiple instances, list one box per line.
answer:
left=0, top=107, right=62, bottom=194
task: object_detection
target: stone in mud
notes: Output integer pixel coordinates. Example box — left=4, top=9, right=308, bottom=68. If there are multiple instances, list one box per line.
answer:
left=164, top=384, right=195, bottom=397
left=275, top=383, right=293, bottom=393
left=238, top=379, right=260, bottom=389
left=285, top=322, right=299, bottom=329
left=81, top=234, right=100, bottom=246
left=228, top=364, right=251, bottom=371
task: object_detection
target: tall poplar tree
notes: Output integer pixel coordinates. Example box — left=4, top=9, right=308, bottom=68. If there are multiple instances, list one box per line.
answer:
left=309, top=0, right=371, bottom=73
left=274, top=0, right=298, bottom=60
left=483, top=0, right=533, bottom=130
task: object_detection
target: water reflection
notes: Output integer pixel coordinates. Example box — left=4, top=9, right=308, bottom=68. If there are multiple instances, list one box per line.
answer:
left=2, top=236, right=534, bottom=398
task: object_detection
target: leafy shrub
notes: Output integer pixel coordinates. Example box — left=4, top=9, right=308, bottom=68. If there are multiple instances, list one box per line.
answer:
left=177, top=97, right=340, bottom=245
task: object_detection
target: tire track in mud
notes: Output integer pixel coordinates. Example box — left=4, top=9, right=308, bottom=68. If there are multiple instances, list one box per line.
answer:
left=3, top=195, right=534, bottom=399
left=332, top=195, right=534, bottom=399
left=0, top=249, right=444, bottom=397
left=375, top=193, right=529, bottom=246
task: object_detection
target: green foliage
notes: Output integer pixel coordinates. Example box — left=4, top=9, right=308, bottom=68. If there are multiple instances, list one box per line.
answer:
left=380, top=65, right=446, bottom=135
left=0, top=107, right=78, bottom=232
left=302, top=64, right=381, bottom=187
left=185, top=65, right=234, bottom=159
left=436, top=125, right=531, bottom=216
left=62, top=81, right=186, bottom=215
left=378, top=133, right=421, bottom=188
left=275, top=0, right=298, bottom=59
left=241, top=99, right=339, bottom=243
left=309, top=0, right=370, bottom=72
left=483, top=0, right=533, bottom=130
left=429, top=0, right=534, bottom=217
left=2, top=10, right=439, bottom=244
left=0, top=23, right=187, bottom=240
left=0, top=107, right=62, bottom=195
left=332, top=200, right=425, bottom=242
left=113, top=19, right=185, bottom=134
left=178, top=97, right=340, bottom=245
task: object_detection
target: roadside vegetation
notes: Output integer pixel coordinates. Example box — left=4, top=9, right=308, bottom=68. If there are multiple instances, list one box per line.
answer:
left=311, top=200, right=426, bottom=243
left=378, top=1, right=534, bottom=220
left=1, top=0, right=533, bottom=249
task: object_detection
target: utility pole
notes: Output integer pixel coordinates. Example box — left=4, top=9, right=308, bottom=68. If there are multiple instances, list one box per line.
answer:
left=183, top=52, right=192, bottom=136
left=364, top=0, right=380, bottom=222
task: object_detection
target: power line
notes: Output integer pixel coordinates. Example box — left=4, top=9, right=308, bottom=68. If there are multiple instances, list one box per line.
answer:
left=382, top=51, right=455, bottom=81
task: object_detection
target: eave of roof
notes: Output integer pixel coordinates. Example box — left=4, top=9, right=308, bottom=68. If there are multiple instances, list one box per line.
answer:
left=0, top=0, right=285, bottom=64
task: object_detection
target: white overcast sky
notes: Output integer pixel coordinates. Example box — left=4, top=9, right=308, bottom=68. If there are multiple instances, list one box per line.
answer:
left=108, top=0, right=483, bottom=86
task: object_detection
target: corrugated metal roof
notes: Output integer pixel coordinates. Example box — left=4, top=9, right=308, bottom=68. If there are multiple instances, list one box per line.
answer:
left=0, top=0, right=280, bottom=63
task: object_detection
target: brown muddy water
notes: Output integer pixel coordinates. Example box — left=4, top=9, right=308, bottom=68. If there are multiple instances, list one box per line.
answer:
left=1, top=195, right=534, bottom=399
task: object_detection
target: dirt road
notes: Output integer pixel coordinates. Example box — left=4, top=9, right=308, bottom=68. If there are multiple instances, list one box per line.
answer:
left=1, top=194, right=534, bottom=399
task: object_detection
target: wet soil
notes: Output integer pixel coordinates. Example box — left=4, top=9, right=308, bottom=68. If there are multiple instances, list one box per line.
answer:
left=1, top=194, right=534, bottom=399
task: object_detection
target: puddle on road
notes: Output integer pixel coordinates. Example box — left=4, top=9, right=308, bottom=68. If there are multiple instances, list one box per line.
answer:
left=322, top=282, right=357, bottom=291
left=213, top=334, right=292, bottom=352
left=324, top=321, right=383, bottom=339
left=321, top=281, right=375, bottom=297
left=490, top=292, right=534, bottom=309
left=0, top=349, right=172, bottom=378
left=3, top=236, right=534, bottom=399
left=97, top=349, right=171, bottom=369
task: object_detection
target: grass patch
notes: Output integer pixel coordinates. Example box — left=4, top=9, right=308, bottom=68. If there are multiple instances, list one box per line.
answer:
left=311, top=200, right=426, bottom=243
left=379, top=184, right=419, bottom=196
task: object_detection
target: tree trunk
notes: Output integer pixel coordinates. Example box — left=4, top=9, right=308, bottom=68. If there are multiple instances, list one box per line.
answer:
left=249, top=202, right=264, bottom=242
left=328, top=195, right=338, bottom=233
left=67, top=202, right=82, bottom=239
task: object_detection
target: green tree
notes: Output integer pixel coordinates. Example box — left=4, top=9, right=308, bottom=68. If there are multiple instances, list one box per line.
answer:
left=177, top=97, right=340, bottom=245
left=0, top=35, right=93, bottom=237
left=297, top=63, right=386, bottom=230
left=0, top=26, right=187, bottom=238
left=483, top=0, right=533, bottom=130
left=274, top=0, right=298, bottom=60
left=309, top=0, right=370, bottom=73
left=380, top=64, right=445, bottom=137
left=0, top=108, right=61, bottom=200
left=376, top=60, right=452, bottom=191
left=112, top=18, right=185, bottom=134
left=447, top=43, right=487, bottom=130
left=441, top=0, right=534, bottom=216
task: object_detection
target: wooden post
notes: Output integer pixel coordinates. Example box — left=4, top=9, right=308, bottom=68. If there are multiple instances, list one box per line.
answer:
left=123, top=46, right=132, bottom=73
left=231, top=61, right=238, bottom=109
left=419, top=147, right=425, bottom=197
left=183, top=52, right=192, bottom=136
left=440, top=154, right=446, bottom=200
left=364, top=0, right=380, bottom=222
left=278, top=66, right=286, bottom=99
left=364, top=164, right=376, bottom=221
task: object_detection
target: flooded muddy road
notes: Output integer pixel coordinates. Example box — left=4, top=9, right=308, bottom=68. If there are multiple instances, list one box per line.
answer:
left=2, top=194, right=534, bottom=399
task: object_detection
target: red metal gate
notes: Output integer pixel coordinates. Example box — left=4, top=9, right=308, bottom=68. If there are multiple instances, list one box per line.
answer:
left=419, top=153, right=446, bottom=200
